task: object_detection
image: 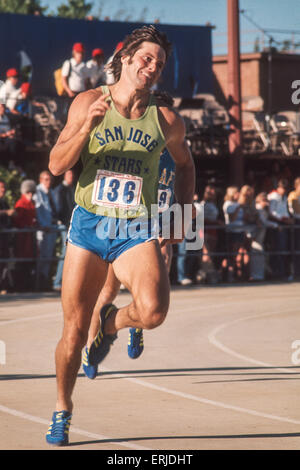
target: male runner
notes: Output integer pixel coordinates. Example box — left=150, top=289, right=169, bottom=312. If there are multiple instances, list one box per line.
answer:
left=46, top=25, right=195, bottom=446
left=82, top=144, right=176, bottom=379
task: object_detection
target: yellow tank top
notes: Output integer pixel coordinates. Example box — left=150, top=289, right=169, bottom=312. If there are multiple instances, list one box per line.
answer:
left=75, top=86, right=166, bottom=218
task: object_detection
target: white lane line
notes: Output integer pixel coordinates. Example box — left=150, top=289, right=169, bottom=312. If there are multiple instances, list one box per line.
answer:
left=208, top=308, right=299, bottom=374
left=0, top=313, right=61, bottom=326
left=1, top=296, right=299, bottom=326
left=0, top=404, right=151, bottom=450
left=101, top=368, right=300, bottom=426
left=1, top=295, right=300, bottom=447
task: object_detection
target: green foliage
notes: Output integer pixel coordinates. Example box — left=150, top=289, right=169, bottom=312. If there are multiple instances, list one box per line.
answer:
left=56, top=0, right=92, bottom=19
left=0, top=0, right=47, bottom=15
left=0, top=166, right=23, bottom=207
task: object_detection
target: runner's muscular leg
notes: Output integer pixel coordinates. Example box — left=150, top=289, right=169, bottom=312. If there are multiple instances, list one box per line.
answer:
left=86, top=264, right=121, bottom=348
left=104, top=239, right=170, bottom=334
left=55, top=243, right=108, bottom=412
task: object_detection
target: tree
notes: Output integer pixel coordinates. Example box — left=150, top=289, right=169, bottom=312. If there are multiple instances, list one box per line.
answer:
left=0, top=166, right=23, bottom=207
left=0, top=0, right=47, bottom=15
left=56, top=0, right=92, bottom=19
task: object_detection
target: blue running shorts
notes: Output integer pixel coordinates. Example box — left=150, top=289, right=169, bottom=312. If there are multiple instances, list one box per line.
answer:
left=67, top=205, right=158, bottom=263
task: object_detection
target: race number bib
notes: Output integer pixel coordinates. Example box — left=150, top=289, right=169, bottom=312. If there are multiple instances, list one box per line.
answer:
left=92, top=169, right=143, bottom=209
left=158, top=188, right=172, bottom=213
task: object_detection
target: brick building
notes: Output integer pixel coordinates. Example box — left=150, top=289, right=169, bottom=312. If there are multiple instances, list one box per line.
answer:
left=213, top=51, right=300, bottom=113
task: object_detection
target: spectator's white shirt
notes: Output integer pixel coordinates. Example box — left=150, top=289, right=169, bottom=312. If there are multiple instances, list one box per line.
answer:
left=267, top=190, right=289, bottom=220
left=61, top=58, right=89, bottom=93
left=86, top=59, right=105, bottom=87
left=0, top=80, right=21, bottom=111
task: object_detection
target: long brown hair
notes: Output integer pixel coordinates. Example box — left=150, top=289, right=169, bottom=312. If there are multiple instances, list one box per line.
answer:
left=107, top=25, right=172, bottom=83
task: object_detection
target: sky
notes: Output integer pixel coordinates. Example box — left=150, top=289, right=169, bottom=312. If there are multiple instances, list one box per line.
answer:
left=41, top=0, right=300, bottom=55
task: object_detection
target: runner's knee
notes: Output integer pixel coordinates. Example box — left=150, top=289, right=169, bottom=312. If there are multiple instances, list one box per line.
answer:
left=138, top=297, right=169, bottom=330
left=62, top=323, right=89, bottom=356
left=142, top=311, right=167, bottom=329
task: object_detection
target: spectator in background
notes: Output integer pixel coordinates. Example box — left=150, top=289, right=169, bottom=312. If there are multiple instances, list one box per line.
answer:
left=288, top=177, right=300, bottom=278
left=268, top=178, right=294, bottom=280
left=199, top=185, right=223, bottom=284
left=249, top=192, right=278, bottom=281
left=10, top=82, right=39, bottom=144
left=34, top=170, right=58, bottom=291
left=52, top=169, right=76, bottom=291
left=176, top=239, right=193, bottom=286
left=86, top=48, right=106, bottom=88
left=0, top=103, right=17, bottom=160
left=105, top=41, right=124, bottom=85
left=223, top=186, right=240, bottom=224
left=240, top=185, right=259, bottom=230
left=176, top=192, right=201, bottom=286
left=222, top=185, right=258, bottom=281
left=222, top=185, right=240, bottom=282
left=13, top=179, right=37, bottom=291
left=12, top=82, right=45, bottom=118
left=61, top=42, right=91, bottom=99
left=14, top=82, right=32, bottom=116
left=235, top=184, right=258, bottom=280
left=0, top=68, right=21, bottom=113
left=261, top=161, right=292, bottom=194
left=0, top=179, right=15, bottom=293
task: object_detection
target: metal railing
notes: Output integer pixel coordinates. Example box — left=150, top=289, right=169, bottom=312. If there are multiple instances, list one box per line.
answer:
left=0, top=223, right=300, bottom=291
left=0, top=226, right=66, bottom=291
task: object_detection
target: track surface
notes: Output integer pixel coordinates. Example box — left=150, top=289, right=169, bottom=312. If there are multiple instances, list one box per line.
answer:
left=0, top=282, right=300, bottom=450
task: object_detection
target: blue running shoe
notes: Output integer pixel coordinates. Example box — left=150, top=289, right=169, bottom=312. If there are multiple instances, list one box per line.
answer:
left=82, top=346, right=98, bottom=379
left=46, top=410, right=72, bottom=446
left=89, top=304, right=118, bottom=366
left=128, top=328, right=144, bottom=359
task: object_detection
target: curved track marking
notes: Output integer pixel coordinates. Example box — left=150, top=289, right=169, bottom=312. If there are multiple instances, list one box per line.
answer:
left=101, top=367, right=300, bottom=426
left=1, top=295, right=300, bottom=448
left=208, top=308, right=299, bottom=374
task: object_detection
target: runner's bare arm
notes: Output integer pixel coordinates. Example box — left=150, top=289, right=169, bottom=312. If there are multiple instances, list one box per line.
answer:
left=162, top=110, right=196, bottom=207
left=49, top=91, right=111, bottom=176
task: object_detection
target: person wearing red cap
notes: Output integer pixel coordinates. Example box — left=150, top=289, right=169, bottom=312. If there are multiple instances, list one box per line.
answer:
left=6, top=68, right=19, bottom=79
left=61, top=42, right=90, bottom=98
left=13, top=82, right=32, bottom=115
left=0, top=68, right=21, bottom=112
left=86, top=48, right=106, bottom=88
left=15, top=81, right=42, bottom=115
